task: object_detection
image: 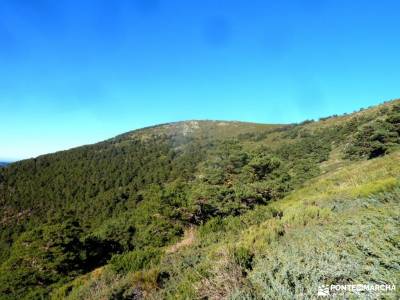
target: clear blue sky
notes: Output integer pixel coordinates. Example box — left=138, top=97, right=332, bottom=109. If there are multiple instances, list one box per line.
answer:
left=1, top=0, right=399, bottom=161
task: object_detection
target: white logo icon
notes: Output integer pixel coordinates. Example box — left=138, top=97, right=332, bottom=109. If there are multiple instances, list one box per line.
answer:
left=318, top=285, right=330, bottom=297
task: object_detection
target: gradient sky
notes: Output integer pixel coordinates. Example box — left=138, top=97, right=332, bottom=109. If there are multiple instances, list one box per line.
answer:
left=1, top=0, right=400, bottom=161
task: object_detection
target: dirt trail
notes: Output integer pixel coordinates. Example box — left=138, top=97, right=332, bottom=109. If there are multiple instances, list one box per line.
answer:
left=166, top=226, right=196, bottom=254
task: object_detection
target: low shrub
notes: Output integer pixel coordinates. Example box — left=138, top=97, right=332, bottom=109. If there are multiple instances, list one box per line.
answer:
left=109, top=248, right=162, bottom=274
left=233, top=246, right=254, bottom=270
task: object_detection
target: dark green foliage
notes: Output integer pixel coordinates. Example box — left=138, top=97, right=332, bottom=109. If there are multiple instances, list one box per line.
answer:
left=200, top=139, right=250, bottom=185
left=0, top=133, right=207, bottom=298
left=0, top=219, right=85, bottom=299
left=247, top=154, right=281, bottom=181
left=319, top=114, right=338, bottom=121
left=187, top=142, right=294, bottom=223
left=89, top=216, right=136, bottom=252
left=290, top=158, right=320, bottom=185
left=0, top=135, right=205, bottom=227
left=82, top=236, right=122, bottom=270
left=386, top=105, right=400, bottom=133
left=276, top=135, right=331, bottom=163
left=109, top=248, right=162, bottom=274
left=133, top=218, right=183, bottom=248
left=299, top=119, right=315, bottom=125
left=345, top=106, right=400, bottom=159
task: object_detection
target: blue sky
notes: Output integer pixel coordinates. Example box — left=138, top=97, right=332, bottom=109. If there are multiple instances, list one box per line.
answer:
left=1, top=0, right=399, bottom=161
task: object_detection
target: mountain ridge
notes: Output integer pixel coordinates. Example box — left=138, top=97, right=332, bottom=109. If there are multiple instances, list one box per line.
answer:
left=10, top=98, right=399, bottom=162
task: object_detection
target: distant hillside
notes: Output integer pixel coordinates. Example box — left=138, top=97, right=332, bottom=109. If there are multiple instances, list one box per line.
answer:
left=0, top=162, right=9, bottom=167
left=0, top=99, right=399, bottom=299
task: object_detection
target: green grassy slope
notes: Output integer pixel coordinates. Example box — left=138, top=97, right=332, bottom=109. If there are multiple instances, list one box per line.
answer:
left=56, top=152, right=400, bottom=299
left=0, top=99, right=399, bottom=299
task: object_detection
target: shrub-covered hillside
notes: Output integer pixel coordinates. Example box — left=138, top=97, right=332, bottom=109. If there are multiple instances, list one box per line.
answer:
left=0, top=99, right=399, bottom=299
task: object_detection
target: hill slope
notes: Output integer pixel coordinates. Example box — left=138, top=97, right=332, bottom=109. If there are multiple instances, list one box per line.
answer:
left=0, top=99, right=399, bottom=299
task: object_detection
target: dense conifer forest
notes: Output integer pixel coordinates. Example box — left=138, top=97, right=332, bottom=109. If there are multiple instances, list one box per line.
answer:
left=0, top=100, right=399, bottom=299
